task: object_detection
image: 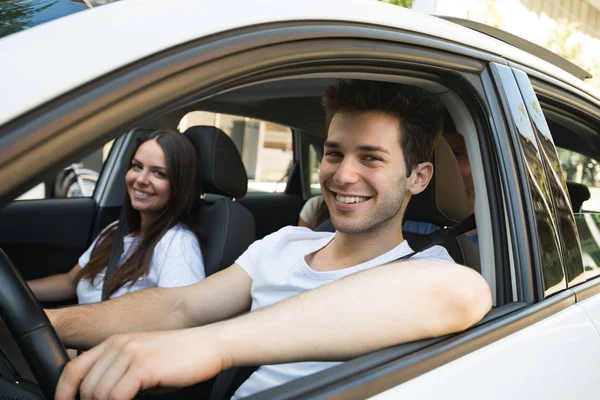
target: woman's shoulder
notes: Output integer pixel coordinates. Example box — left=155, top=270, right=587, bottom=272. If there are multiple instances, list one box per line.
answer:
left=307, top=195, right=324, bottom=207
left=157, top=223, right=200, bottom=249
left=300, top=194, right=325, bottom=214
left=151, top=223, right=204, bottom=275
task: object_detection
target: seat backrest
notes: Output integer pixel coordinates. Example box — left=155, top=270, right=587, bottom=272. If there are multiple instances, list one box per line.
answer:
left=403, top=136, right=479, bottom=272
left=184, top=126, right=256, bottom=277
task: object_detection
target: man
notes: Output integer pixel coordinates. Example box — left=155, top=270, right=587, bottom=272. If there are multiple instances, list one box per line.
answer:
left=51, top=79, right=491, bottom=400
left=403, top=111, right=476, bottom=236
left=442, top=114, right=478, bottom=242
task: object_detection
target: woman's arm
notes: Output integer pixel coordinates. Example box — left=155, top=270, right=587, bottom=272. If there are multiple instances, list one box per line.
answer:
left=27, top=264, right=80, bottom=302
left=47, top=264, right=252, bottom=350
left=297, top=217, right=312, bottom=228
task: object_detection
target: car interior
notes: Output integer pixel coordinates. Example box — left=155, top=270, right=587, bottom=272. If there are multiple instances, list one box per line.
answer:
left=0, top=73, right=518, bottom=398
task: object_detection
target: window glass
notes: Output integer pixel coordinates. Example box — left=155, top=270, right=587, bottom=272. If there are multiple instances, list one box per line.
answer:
left=308, top=144, right=321, bottom=195
left=575, top=214, right=600, bottom=279
left=179, top=111, right=293, bottom=193
left=557, top=148, right=600, bottom=212
left=557, top=147, right=600, bottom=280
left=15, top=140, right=115, bottom=200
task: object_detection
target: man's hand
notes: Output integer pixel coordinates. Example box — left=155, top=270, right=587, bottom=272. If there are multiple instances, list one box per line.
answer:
left=55, top=326, right=227, bottom=400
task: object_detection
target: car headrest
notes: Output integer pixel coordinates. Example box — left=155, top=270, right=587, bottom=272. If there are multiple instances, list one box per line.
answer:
left=183, top=125, right=248, bottom=198
left=404, top=136, right=469, bottom=226
left=566, top=181, right=590, bottom=212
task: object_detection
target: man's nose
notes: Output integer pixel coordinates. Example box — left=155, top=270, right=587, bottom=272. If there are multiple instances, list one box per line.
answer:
left=333, top=157, right=360, bottom=185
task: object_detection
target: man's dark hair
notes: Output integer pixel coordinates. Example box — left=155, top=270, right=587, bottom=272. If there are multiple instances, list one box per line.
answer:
left=322, top=79, right=443, bottom=175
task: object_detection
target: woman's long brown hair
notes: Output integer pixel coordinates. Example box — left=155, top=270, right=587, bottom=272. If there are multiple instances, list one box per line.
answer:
left=74, top=130, right=204, bottom=298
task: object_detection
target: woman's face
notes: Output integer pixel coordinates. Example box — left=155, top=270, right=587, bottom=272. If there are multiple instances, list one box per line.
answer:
left=125, top=139, right=171, bottom=218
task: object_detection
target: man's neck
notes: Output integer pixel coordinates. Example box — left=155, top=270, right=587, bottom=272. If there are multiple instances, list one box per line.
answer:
left=308, top=221, right=405, bottom=272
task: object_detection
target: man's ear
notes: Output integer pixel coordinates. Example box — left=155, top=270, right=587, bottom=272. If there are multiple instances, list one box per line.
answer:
left=407, top=161, right=433, bottom=195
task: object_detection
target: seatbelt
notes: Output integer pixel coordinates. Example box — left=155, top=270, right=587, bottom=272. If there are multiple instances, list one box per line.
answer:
left=101, top=208, right=128, bottom=301
left=395, top=214, right=476, bottom=261
left=209, top=214, right=476, bottom=400
left=209, top=366, right=258, bottom=400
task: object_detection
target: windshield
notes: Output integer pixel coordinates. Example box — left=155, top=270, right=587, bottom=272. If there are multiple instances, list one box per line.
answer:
left=0, top=0, right=119, bottom=39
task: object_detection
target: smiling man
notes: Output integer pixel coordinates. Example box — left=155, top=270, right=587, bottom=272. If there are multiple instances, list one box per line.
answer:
left=49, top=79, right=491, bottom=400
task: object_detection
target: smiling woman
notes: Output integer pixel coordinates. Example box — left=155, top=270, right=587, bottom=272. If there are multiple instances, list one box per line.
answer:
left=27, top=130, right=207, bottom=305
left=126, top=139, right=172, bottom=225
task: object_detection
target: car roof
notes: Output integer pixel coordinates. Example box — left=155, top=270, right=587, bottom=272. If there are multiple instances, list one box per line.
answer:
left=0, top=0, right=598, bottom=127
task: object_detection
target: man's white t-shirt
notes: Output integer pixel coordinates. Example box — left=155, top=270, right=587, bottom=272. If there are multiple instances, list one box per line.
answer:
left=77, top=221, right=206, bottom=304
left=232, top=226, right=454, bottom=399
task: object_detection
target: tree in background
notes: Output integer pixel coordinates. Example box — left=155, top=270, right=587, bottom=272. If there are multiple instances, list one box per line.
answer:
left=378, top=0, right=413, bottom=8
left=0, top=0, right=57, bottom=38
left=545, top=19, right=600, bottom=90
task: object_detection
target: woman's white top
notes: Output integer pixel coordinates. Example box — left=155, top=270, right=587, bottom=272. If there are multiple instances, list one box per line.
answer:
left=76, top=221, right=205, bottom=304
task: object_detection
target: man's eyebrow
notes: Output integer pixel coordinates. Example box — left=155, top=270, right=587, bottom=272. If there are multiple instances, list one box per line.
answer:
left=324, top=142, right=390, bottom=155
left=357, top=145, right=390, bottom=155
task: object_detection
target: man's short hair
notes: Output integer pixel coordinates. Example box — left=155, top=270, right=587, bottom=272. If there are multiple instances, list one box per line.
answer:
left=322, top=79, right=443, bottom=175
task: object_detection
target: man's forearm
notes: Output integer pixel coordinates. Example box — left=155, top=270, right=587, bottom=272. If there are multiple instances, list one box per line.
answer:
left=48, top=287, right=184, bottom=350
left=213, top=260, right=492, bottom=369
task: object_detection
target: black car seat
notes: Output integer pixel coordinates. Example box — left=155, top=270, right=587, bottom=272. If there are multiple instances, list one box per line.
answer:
left=316, top=136, right=479, bottom=272
left=403, top=136, right=480, bottom=272
left=148, top=126, right=257, bottom=400
left=184, top=125, right=256, bottom=277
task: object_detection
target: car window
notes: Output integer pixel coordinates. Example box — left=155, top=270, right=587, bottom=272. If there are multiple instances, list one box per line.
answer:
left=308, top=144, right=321, bottom=195
left=179, top=111, right=293, bottom=194
left=557, top=148, right=600, bottom=212
left=15, top=140, right=114, bottom=200
left=557, top=147, right=600, bottom=279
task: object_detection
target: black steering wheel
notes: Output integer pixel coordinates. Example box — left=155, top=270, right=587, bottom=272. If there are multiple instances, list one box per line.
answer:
left=0, top=249, right=70, bottom=399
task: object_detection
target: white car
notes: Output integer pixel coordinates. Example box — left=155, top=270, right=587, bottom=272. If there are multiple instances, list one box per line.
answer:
left=1, top=0, right=600, bottom=399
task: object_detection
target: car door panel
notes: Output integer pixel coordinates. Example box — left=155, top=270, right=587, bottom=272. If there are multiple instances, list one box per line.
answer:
left=0, top=198, right=96, bottom=280
left=370, top=303, right=600, bottom=399
left=238, top=193, right=304, bottom=239
left=577, top=290, right=600, bottom=334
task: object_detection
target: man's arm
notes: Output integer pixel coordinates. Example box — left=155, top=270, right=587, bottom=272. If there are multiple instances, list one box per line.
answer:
left=49, top=264, right=252, bottom=349
left=56, top=260, right=491, bottom=400
left=218, top=260, right=491, bottom=365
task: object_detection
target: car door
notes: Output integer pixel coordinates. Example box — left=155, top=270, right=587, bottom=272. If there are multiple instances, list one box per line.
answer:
left=384, top=64, right=600, bottom=400
left=0, top=130, right=145, bottom=303
left=527, top=73, right=600, bottom=350
left=0, top=141, right=114, bottom=283
left=344, top=64, right=600, bottom=400
left=243, top=63, right=600, bottom=400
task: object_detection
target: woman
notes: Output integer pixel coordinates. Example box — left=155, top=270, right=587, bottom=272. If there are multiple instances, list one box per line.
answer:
left=28, top=130, right=206, bottom=304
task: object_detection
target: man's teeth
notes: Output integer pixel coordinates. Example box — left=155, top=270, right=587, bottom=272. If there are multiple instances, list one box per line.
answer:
left=336, top=194, right=369, bottom=204
left=134, top=190, right=152, bottom=198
